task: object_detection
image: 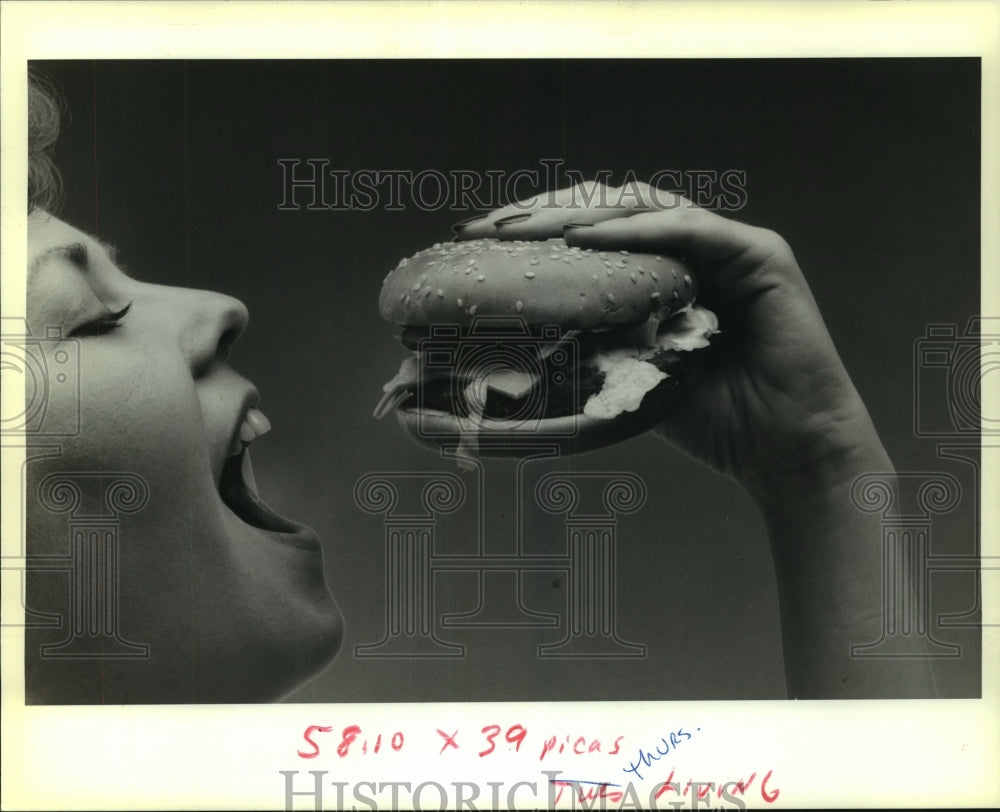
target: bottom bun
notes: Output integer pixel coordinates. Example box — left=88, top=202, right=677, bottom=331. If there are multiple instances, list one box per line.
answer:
left=394, top=374, right=692, bottom=458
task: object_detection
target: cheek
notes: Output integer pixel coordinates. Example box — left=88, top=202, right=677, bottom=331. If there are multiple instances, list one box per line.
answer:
left=71, top=341, right=208, bottom=476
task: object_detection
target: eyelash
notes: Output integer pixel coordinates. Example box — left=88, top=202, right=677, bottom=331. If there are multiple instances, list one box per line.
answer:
left=68, top=302, right=133, bottom=338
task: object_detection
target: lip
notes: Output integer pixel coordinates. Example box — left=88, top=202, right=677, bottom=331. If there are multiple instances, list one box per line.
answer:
left=261, top=523, right=323, bottom=553
left=221, top=387, right=262, bottom=482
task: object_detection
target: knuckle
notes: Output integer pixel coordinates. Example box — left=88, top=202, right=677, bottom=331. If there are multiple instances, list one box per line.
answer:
left=753, top=227, right=793, bottom=261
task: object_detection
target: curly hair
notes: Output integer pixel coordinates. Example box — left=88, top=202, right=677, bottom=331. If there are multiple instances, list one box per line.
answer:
left=28, top=69, right=63, bottom=213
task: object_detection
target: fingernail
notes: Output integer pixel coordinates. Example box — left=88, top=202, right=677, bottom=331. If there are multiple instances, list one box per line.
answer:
left=451, top=213, right=488, bottom=233
left=495, top=213, right=533, bottom=227
left=563, top=223, right=594, bottom=231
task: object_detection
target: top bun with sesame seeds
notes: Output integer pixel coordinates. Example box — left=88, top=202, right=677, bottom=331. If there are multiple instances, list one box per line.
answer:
left=379, top=238, right=696, bottom=329
left=374, top=237, right=719, bottom=459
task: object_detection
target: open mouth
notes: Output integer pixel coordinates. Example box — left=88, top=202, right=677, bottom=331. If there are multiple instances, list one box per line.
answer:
left=219, top=446, right=301, bottom=534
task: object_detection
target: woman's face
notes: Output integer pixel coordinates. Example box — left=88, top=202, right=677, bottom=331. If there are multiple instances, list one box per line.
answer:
left=25, top=212, right=342, bottom=702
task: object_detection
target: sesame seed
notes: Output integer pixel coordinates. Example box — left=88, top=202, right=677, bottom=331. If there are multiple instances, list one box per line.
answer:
left=467, top=258, right=475, bottom=265
left=530, top=257, right=540, bottom=265
left=398, top=293, right=406, bottom=302
left=630, top=273, right=638, bottom=283
left=655, top=255, right=663, bottom=262
left=477, top=274, right=485, bottom=281
left=524, top=271, right=535, bottom=279
left=469, top=305, right=478, bottom=316
left=465, top=268, right=473, bottom=274
left=515, top=301, right=524, bottom=312
left=637, top=266, right=645, bottom=274
left=607, top=268, right=614, bottom=276
left=457, top=298, right=464, bottom=307
left=399, top=257, right=408, bottom=267
left=683, top=274, right=692, bottom=285
left=436, top=289, right=444, bottom=298
left=591, top=274, right=599, bottom=283
left=619, top=250, right=630, bottom=256
left=404, top=294, right=411, bottom=305
left=433, top=243, right=441, bottom=250
left=616, top=261, right=627, bottom=268
left=423, top=287, right=432, bottom=297
left=673, top=290, right=679, bottom=299
left=419, top=275, right=427, bottom=284
left=651, top=291, right=661, bottom=299
left=650, top=270, right=659, bottom=281
left=607, top=292, right=616, bottom=303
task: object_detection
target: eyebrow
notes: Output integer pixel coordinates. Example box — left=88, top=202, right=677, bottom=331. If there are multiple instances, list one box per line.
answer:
left=29, top=238, right=129, bottom=278
left=28, top=242, right=90, bottom=276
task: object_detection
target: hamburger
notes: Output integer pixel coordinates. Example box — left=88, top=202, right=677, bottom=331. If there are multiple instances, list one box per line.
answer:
left=374, top=237, right=718, bottom=458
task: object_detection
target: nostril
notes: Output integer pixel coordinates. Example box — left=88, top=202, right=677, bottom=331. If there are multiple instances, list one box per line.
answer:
left=217, top=325, right=241, bottom=361
left=183, top=294, right=249, bottom=375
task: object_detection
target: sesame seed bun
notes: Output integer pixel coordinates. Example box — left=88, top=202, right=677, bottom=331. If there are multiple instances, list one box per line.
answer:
left=379, top=238, right=696, bottom=329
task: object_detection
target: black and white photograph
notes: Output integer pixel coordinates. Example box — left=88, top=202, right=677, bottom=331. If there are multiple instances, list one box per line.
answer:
left=3, top=3, right=998, bottom=810
left=20, top=55, right=984, bottom=703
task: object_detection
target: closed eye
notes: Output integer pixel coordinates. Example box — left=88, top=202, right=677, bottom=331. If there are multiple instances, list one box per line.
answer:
left=67, top=302, right=132, bottom=338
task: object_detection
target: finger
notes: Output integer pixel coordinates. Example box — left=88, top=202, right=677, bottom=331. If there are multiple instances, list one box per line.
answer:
left=453, top=181, right=654, bottom=241
left=452, top=183, right=603, bottom=240
left=493, top=200, right=637, bottom=241
left=562, top=206, right=792, bottom=274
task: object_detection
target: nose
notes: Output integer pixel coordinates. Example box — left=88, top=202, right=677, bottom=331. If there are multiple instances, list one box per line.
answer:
left=176, top=289, right=250, bottom=376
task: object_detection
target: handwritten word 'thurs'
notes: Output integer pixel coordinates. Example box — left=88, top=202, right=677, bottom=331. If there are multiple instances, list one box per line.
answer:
left=622, top=727, right=697, bottom=780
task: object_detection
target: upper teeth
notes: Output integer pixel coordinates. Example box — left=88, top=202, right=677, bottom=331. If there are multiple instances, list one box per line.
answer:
left=229, top=407, right=271, bottom=457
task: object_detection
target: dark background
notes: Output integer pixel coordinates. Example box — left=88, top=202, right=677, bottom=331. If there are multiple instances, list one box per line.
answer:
left=37, top=59, right=982, bottom=701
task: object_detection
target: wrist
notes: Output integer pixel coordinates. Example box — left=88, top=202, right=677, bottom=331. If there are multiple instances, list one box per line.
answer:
left=745, top=415, right=895, bottom=537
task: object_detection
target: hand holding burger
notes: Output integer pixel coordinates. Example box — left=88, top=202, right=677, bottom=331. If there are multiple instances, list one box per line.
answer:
left=434, top=182, right=936, bottom=699
left=451, top=182, right=882, bottom=492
